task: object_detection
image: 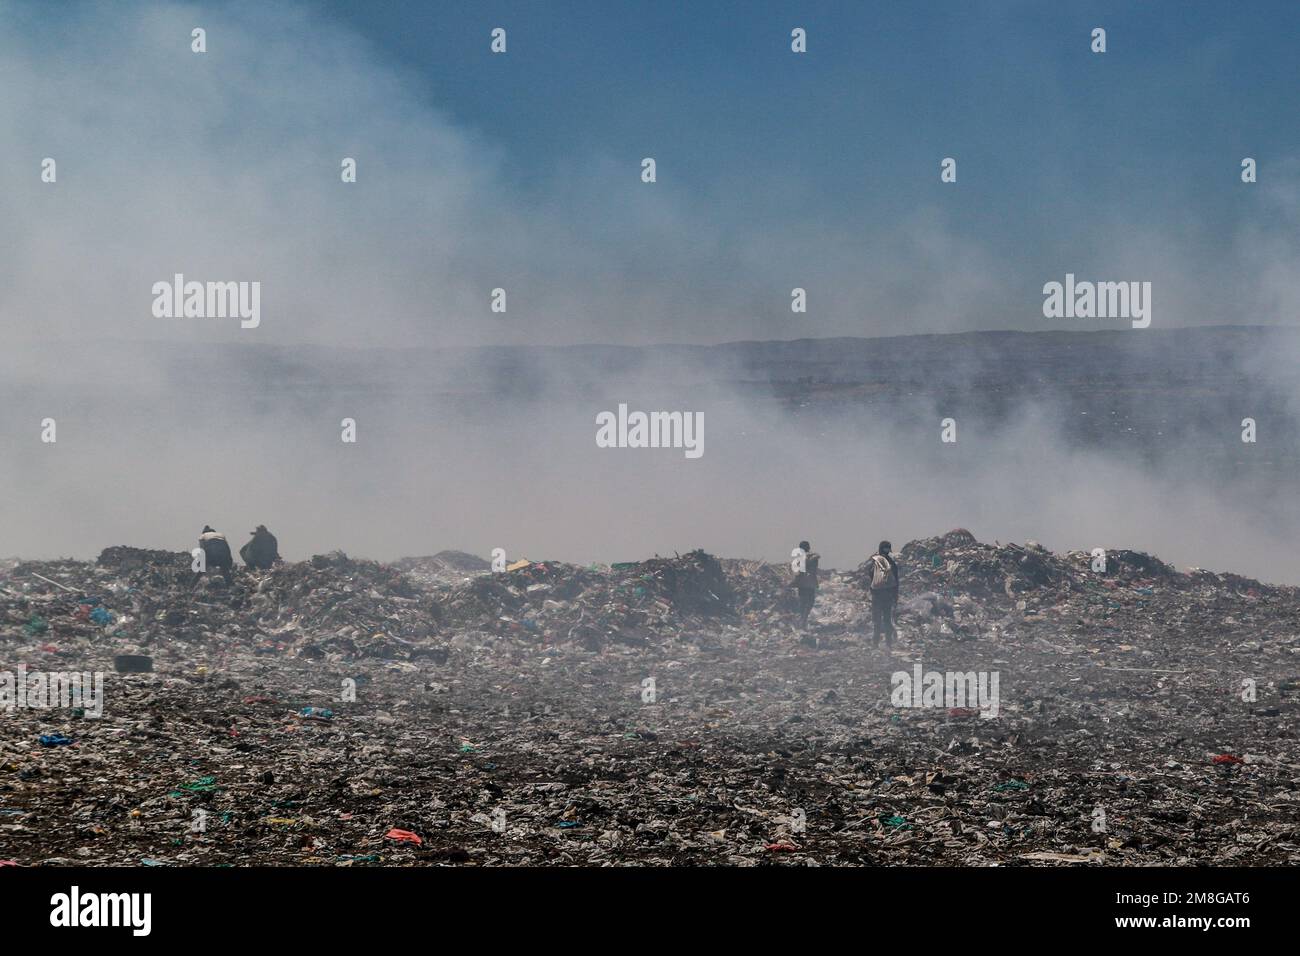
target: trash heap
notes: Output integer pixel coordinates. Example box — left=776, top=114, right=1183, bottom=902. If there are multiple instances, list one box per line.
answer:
left=97, top=546, right=193, bottom=573
left=840, top=528, right=1293, bottom=649
left=613, top=550, right=735, bottom=617
left=851, top=528, right=1235, bottom=602
left=434, top=551, right=739, bottom=648
left=3, top=531, right=1300, bottom=867
left=436, top=560, right=601, bottom=642
left=234, top=552, right=440, bottom=659
left=886, top=529, right=1078, bottom=599
left=391, top=551, right=491, bottom=588
left=2, top=550, right=443, bottom=663
left=721, top=558, right=800, bottom=625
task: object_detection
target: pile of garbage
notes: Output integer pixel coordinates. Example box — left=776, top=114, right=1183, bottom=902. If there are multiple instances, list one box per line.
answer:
left=721, top=558, right=800, bottom=624
left=2, top=550, right=443, bottom=663
left=3, top=530, right=1300, bottom=867
left=884, top=529, right=1077, bottom=599
left=612, top=550, right=736, bottom=616
left=392, top=551, right=491, bottom=588
left=235, top=552, right=440, bottom=659
left=851, top=529, right=1234, bottom=604
left=434, top=551, right=739, bottom=648
left=97, top=546, right=192, bottom=572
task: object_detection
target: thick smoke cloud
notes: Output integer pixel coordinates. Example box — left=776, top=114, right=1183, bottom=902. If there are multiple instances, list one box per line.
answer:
left=2, top=2, right=1299, bottom=584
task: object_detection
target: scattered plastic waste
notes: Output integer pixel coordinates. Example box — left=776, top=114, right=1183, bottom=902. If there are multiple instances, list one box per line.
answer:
left=170, top=776, right=218, bottom=796
left=2, top=532, right=1297, bottom=864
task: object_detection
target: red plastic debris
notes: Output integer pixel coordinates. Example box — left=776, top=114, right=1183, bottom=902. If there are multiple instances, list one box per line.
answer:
left=1212, top=754, right=1245, bottom=765
left=948, top=707, right=979, bottom=718
left=765, top=841, right=800, bottom=852
left=385, top=828, right=422, bottom=845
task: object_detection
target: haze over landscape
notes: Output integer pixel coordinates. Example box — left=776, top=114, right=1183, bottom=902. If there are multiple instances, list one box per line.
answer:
left=3, top=1, right=1299, bottom=578
left=8, top=1, right=1300, bottom=895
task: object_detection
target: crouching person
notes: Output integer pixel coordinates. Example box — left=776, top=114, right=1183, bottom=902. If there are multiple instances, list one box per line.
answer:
left=196, top=525, right=234, bottom=584
left=240, top=525, right=280, bottom=570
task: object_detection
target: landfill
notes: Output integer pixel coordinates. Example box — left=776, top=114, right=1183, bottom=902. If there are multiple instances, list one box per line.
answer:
left=2, top=532, right=1298, bottom=866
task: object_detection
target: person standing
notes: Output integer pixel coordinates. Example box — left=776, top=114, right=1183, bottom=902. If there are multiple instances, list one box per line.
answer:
left=868, top=540, right=899, bottom=646
left=793, top=540, right=820, bottom=629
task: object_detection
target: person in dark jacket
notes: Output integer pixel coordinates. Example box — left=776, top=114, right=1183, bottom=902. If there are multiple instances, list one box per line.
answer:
left=793, top=540, right=820, bottom=630
left=240, top=525, right=280, bottom=570
left=868, top=540, right=899, bottom=646
left=198, top=525, right=234, bottom=582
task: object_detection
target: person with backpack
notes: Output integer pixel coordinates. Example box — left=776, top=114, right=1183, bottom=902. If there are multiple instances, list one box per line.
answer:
left=792, top=540, right=820, bottom=632
left=868, top=540, right=899, bottom=646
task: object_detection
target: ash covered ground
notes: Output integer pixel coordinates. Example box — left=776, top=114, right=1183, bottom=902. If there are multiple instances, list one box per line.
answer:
left=3, top=531, right=1299, bottom=866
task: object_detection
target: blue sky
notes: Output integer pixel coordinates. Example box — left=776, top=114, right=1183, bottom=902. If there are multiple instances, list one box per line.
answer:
left=319, top=0, right=1300, bottom=214
left=4, top=0, right=1300, bottom=346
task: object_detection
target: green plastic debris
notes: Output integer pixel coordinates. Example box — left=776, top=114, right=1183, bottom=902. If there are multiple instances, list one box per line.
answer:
left=23, top=615, right=48, bottom=636
left=169, top=776, right=218, bottom=796
left=879, top=814, right=912, bottom=831
left=993, top=779, right=1030, bottom=792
